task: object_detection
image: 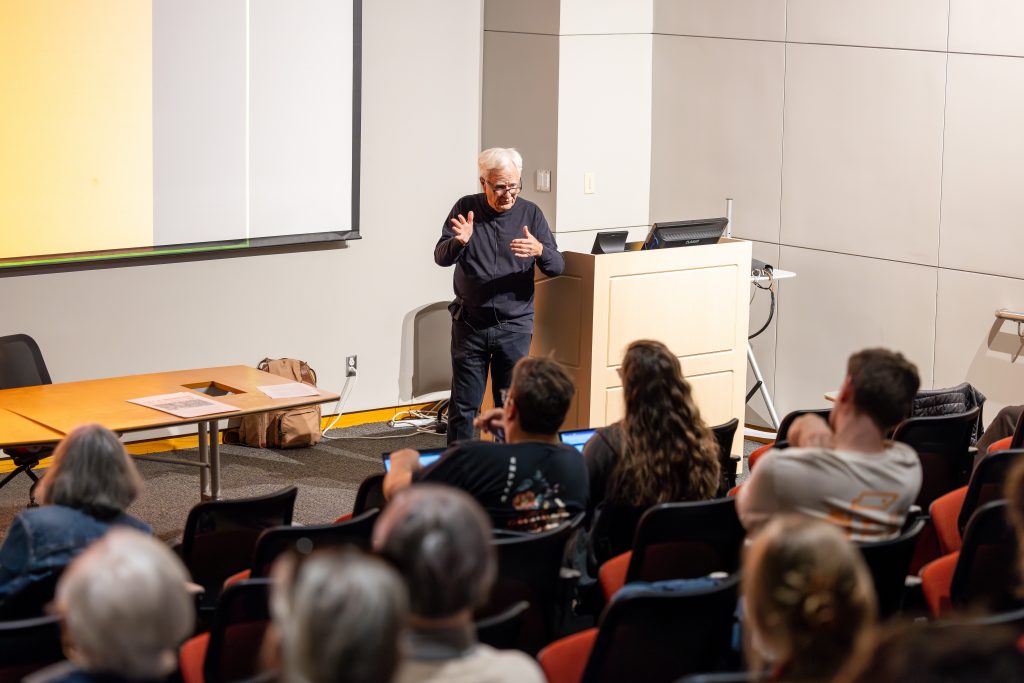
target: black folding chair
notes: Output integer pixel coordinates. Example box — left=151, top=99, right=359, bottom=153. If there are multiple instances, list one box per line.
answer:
left=0, top=334, right=57, bottom=503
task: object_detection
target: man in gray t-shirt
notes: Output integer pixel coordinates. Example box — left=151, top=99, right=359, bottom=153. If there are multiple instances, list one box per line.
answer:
left=739, top=348, right=922, bottom=542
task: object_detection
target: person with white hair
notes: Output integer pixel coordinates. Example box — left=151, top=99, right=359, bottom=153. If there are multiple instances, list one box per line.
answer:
left=435, top=147, right=564, bottom=445
left=30, top=527, right=195, bottom=683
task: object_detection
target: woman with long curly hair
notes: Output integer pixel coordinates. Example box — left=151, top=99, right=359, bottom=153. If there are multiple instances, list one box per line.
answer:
left=583, top=339, right=720, bottom=512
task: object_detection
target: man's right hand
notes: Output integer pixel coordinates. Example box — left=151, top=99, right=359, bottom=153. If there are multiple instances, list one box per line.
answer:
left=473, top=407, right=505, bottom=437
left=450, top=211, right=474, bottom=245
left=787, top=414, right=835, bottom=449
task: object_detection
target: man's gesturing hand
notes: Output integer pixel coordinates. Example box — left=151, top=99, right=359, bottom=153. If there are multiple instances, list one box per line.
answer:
left=511, top=226, right=543, bottom=258
left=450, top=211, right=474, bottom=246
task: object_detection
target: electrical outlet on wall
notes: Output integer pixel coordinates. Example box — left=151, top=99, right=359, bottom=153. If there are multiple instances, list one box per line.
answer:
left=346, top=355, right=357, bottom=377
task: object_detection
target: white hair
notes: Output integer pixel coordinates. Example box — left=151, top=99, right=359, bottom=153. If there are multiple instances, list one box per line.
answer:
left=279, top=550, right=407, bottom=683
left=478, top=147, right=523, bottom=178
left=56, top=528, right=195, bottom=679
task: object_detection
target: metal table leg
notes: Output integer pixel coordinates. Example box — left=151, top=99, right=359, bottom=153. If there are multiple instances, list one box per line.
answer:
left=198, top=421, right=211, bottom=500
left=209, top=419, right=221, bottom=501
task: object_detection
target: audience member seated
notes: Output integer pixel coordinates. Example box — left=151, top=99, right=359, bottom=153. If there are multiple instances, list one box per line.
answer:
left=383, top=357, right=588, bottom=533
left=583, top=339, right=719, bottom=513
left=373, top=485, right=545, bottom=683
left=835, top=622, right=1024, bottom=683
left=270, top=549, right=407, bottom=683
left=738, top=348, right=921, bottom=541
left=29, top=528, right=194, bottom=683
left=978, top=404, right=1023, bottom=453
left=744, top=515, right=877, bottom=683
left=0, top=424, right=150, bottom=609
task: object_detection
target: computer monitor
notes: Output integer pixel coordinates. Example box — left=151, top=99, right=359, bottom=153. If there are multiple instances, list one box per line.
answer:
left=641, top=217, right=728, bottom=250
left=559, top=428, right=596, bottom=453
left=591, top=230, right=628, bottom=255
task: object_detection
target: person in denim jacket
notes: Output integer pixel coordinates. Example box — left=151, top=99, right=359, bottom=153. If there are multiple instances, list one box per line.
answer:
left=0, top=424, right=150, bottom=609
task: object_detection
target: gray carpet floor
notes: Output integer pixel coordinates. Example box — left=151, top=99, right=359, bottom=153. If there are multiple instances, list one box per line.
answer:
left=0, top=422, right=446, bottom=544
left=0, top=424, right=762, bottom=544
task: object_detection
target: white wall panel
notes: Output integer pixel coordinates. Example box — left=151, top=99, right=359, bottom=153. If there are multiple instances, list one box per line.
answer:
left=555, top=35, right=652, bottom=232
left=561, top=0, right=653, bottom=35
left=482, top=32, right=560, bottom=223
left=781, top=44, right=945, bottom=265
left=934, top=269, right=1024, bottom=417
left=949, top=0, right=1024, bottom=57
left=654, top=0, right=786, bottom=42
left=940, top=54, right=1024, bottom=279
left=773, top=247, right=937, bottom=416
left=650, top=36, right=784, bottom=244
left=787, top=0, right=949, bottom=52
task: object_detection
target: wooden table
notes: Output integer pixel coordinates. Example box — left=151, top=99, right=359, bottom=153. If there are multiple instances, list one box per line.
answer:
left=0, top=366, right=338, bottom=500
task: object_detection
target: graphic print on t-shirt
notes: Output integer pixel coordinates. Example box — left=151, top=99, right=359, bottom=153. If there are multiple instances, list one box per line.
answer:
left=500, top=457, right=571, bottom=533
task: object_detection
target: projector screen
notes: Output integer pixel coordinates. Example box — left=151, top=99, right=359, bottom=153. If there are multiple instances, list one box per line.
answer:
left=0, top=0, right=360, bottom=270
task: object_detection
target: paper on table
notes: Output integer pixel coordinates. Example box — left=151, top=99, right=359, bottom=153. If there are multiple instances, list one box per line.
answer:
left=127, top=392, right=239, bottom=419
left=258, top=383, right=320, bottom=399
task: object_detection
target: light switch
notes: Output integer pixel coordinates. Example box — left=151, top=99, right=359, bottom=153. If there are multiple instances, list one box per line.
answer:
left=584, top=171, right=596, bottom=194
left=535, top=169, right=551, bottom=193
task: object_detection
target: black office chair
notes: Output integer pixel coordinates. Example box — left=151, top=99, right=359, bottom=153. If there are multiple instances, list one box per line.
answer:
left=711, top=418, right=740, bottom=495
left=0, top=334, right=57, bottom=503
left=949, top=500, right=1019, bottom=614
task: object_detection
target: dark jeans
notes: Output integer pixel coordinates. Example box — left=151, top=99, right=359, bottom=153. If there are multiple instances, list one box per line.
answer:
left=448, top=319, right=532, bottom=445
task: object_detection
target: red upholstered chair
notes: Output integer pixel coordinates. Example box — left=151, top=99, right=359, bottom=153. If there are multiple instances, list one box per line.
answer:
left=223, top=508, right=380, bottom=588
left=539, top=573, right=740, bottom=683
left=919, top=500, right=1018, bottom=619
left=180, top=487, right=297, bottom=612
left=0, top=614, right=64, bottom=682
left=597, top=498, right=744, bottom=602
left=180, top=579, right=272, bottom=683
left=930, top=449, right=1024, bottom=555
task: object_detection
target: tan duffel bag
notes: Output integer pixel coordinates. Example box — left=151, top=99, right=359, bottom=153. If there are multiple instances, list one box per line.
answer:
left=223, top=358, right=322, bottom=448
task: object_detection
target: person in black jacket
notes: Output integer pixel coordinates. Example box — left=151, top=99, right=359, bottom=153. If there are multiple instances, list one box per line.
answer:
left=435, top=147, right=564, bottom=445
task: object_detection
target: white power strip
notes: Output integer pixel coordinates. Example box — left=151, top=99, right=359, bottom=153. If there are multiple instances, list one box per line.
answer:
left=389, top=417, right=436, bottom=428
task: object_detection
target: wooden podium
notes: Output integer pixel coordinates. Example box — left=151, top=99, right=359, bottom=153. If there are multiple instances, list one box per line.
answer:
left=532, top=238, right=752, bottom=455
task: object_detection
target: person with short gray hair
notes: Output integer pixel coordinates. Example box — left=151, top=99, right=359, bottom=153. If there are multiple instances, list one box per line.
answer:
left=436, top=146, right=563, bottom=445
left=31, top=527, right=194, bottom=683
left=273, top=549, right=408, bottom=683
left=373, top=485, right=545, bottom=683
left=0, top=424, right=150, bottom=610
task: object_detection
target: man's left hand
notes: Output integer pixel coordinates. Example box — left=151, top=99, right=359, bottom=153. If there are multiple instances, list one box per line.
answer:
left=511, top=226, right=543, bottom=258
